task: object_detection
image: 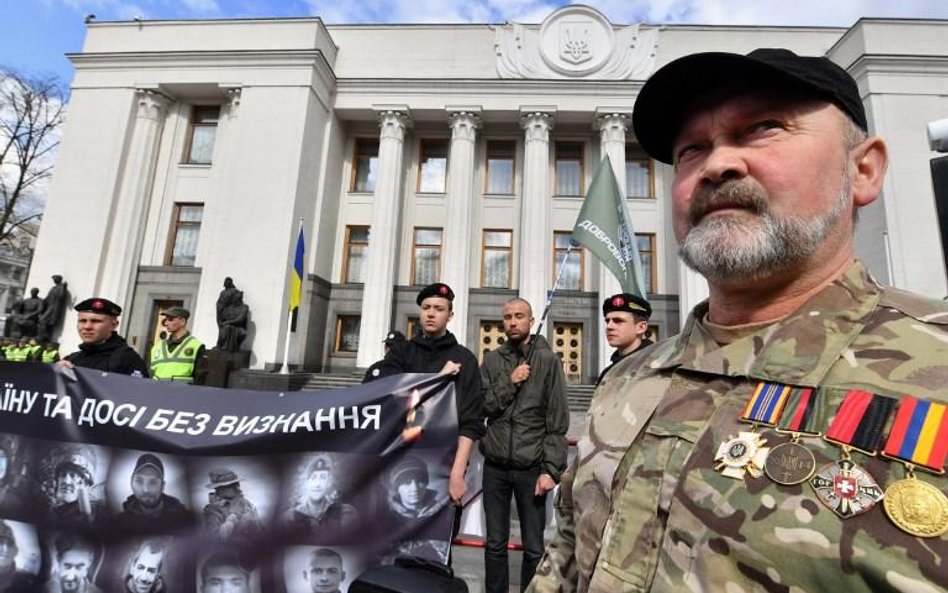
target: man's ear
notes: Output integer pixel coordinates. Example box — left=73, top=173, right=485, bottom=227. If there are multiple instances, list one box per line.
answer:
left=850, top=136, right=888, bottom=208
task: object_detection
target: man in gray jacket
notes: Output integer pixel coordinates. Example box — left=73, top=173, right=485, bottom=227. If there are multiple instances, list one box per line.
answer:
left=480, top=297, right=569, bottom=593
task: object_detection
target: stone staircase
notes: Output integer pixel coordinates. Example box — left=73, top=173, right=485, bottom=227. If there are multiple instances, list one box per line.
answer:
left=566, top=383, right=596, bottom=412
left=302, top=372, right=597, bottom=412
left=302, top=372, right=364, bottom=391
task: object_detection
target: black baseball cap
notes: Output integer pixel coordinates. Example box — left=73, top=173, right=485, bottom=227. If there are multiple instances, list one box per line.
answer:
left=633, top=48, right=868, bottom=164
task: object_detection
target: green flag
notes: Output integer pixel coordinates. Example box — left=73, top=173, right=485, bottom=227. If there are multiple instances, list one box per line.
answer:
left=571, top=156, right=647, bottom=297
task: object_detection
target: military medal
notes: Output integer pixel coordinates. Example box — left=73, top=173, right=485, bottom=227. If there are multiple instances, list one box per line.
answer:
left=766, top=387, right=824, bottom=485
left=716, top=432, right=769, bottom=479
left=715, top=382, right=791, bottom=480
left=810, top=390, right=895, bottom=518
left=880, top=396, right=948, bottom=537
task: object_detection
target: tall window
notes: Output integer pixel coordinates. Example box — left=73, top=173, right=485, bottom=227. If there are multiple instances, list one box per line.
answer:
left=555, top=142, right=584, bottom=196
left=342, top=225, right=369, bottom=283
left=481, top=229, right=512, bottom=288
left=351, top=139, right=379, bottom=192
left=411, top=228, right=443, bottom=285
left=626, top=145, right=653, bottom=198
left=553, top=231, right=583, bottom=290
left=636, top=233, right=656, bottom=294
left=418, top=139, right=449, bottom=193
left=184, top=106, right=220, bottom=165
left=335, top=315, right=361, bottom=353
left=165, top=203, right=203, bottom=266
left=485, top=140, right=515, bottom=195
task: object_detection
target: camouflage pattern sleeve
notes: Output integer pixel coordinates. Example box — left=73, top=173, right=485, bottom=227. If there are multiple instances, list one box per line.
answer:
left=536, top=262, right=948, bottom=593
left=528, top=457, right=579, bottom=593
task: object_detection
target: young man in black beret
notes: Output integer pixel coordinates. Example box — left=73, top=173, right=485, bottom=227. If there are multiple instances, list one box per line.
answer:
left=367, top=283, right=484, bottom=514
left=57, top=298, right=149, bottom=377
left=596, top=292, right=653, bottom=385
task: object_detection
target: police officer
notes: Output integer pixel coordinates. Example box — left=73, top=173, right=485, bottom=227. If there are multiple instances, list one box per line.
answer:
left=362, top=330, right=406, bottom=382
left=57, top=298, right=149, bottom=377
left=149, top=307, right=204, bottom=382
left=41, top=342, right=60, bottom=363
left=596, top=292, right=653, bottom=385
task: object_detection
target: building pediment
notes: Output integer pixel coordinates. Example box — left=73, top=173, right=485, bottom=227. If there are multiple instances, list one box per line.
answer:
left=494, top=5, right=658, bottom=80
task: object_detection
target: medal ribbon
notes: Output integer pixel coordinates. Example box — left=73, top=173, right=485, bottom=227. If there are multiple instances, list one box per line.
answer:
left=882, top=396, right=948, bottom=473
left=776, top=387, right=824, bottom=435
left=742, top=382, right=792, bottom=427
left=825, top=389, right=897, bottom=454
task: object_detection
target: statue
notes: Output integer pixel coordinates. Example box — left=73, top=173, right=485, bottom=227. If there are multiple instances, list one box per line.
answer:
left=11, top=288, right=44, bottom=339
left=38, top=275, right=69, bottom=342
left=216, top=277, right=239, bottom=326
left=216, top=288, right=249, bottom=352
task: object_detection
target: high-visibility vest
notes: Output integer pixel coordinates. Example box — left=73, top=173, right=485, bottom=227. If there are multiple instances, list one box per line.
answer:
left=41, top=348, right=59, bottom=363
left=150, top=334, right=202, bottom=381
left=7, top=347, right=29, bottom=362
left=27, top=345, right=42, bottom=361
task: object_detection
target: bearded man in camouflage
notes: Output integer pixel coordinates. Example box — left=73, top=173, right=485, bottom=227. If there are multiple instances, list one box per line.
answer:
left=528, top=48, right=948, bottom=593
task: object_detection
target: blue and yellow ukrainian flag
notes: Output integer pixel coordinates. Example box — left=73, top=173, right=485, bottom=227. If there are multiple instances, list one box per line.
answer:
left=289, top=222, right=305, bottom=331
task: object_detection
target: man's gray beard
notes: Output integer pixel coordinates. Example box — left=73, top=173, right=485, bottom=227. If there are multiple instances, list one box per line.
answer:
left=678, top=177, right=850, bottom=283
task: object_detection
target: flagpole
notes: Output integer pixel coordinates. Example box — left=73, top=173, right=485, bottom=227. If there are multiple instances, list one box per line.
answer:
left=526, top=239, right=575, bottom=363
left=280, top=217, right=304, bottom=374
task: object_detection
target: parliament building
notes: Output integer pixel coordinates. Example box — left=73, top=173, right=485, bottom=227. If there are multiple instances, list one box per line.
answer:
left=29, top=6, right=948, bottom=381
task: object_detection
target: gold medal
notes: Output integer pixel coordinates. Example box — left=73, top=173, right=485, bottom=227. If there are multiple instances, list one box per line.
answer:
left=883, top=475, right=948, bottom=538
left=715, top=432, right=769, bottom=479
left=764, top=440, right=816, bottom=485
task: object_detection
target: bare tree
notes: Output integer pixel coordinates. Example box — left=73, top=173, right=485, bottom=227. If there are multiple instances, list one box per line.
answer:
left=0, top=68, right=65, bottom=246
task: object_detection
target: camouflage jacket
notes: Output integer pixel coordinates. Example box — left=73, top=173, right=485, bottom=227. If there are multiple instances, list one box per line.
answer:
left=528, top=261, right=948, bottom=593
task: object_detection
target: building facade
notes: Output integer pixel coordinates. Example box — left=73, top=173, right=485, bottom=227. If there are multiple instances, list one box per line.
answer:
left=28, top=7, right=948, bottom=381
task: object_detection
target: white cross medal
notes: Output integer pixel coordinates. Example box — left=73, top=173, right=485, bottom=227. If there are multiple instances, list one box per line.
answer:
left=715, top=431, right=770, bottom=479
left=810, top=458, right=883, bottom=518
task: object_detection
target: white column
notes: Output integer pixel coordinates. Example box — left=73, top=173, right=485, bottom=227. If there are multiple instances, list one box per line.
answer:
left=596, top=113, right=630, bottom=369
left=442, top=110, right=481, bottom=348
left=357, top=109, right=411, bottom=368
left=97, top=89, right=170, bottom=310
left=518, top=112, right=554, bottom=316
left=679, top=266, right=709, bottom=318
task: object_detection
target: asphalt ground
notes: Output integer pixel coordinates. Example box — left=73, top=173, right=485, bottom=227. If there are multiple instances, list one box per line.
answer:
left=450, top=410, right=588, bottom=593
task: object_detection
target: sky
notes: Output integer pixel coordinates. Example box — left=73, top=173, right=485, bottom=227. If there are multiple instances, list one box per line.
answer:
left=2, top=0, right=948, bottom=87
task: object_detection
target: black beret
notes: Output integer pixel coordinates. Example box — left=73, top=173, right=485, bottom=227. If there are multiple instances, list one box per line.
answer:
left=602, top=293, right=652, bottom=318
left=75, top=297, right=122, bottom=316
left=633, top=48, right=868, bottom=164
left=416, top=283, right=454, bottom=306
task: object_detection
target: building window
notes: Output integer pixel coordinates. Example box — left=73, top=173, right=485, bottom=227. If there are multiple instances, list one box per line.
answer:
left=411, top=228, right=443, bottom=285
left=481, top=229, right=512, bottom=288
left=334, top=315, right=361, bottom=353
left=637, top=233, right=656, bottom=294
left=553, top=231, right=583, bottom=290
left=485, top=140, right=515, bottom=195
left=351, top=138, right=379, bottom=193
left=407, top=316, right=419, bottom=339
left=626, top=146, right=653, bottom=198
left=418, top=139, right=449, bottom=193
left=165, top=203, right=203, bottom=266
left=184, top=105, right=220, bottom=165
left=554, top=142, right=584, bottom=196
left=342, top=225, right=369, bottom=283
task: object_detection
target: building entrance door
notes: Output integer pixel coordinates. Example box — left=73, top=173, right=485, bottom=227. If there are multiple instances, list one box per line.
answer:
left=552, top=322, right=583, bottom=384
left=477, top=320, right=505, bottom=364
left=145, top=299, right=184, bottom=358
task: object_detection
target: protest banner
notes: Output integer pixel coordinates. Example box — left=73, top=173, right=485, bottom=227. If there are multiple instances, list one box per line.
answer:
left=0, top=361, right=457, bottom=593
